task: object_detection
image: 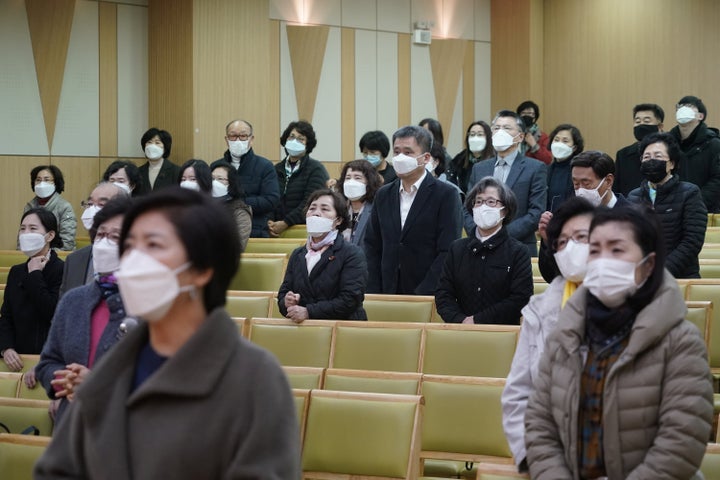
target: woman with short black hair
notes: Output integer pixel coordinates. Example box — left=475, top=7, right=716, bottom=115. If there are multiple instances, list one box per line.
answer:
left=136, top=127, right=180, bottom=195
left=24, top=165, right=76, bottom=250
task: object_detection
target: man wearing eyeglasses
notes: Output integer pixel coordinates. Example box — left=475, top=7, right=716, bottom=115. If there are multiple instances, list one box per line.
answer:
left=217, top=119, right=280, bottom=237
left=465, top=110, right=547, bottom=256
left=668, top=95, right=720, bottom=213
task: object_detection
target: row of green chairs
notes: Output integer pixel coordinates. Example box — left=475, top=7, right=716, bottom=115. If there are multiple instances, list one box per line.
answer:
left=0, top=433, right=51, bottom=480
left=0, top=372, right=48, bottom=401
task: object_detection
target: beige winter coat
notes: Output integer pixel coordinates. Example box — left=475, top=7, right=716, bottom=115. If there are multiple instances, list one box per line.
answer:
left=525, top=271, right=713, bottom=480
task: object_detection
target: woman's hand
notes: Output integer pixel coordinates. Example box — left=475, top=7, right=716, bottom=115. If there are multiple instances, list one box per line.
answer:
left=27, top=255, right=48, bottom=273
left=268, top=220, right=289, bottom=238
left=24, top=366, right=37, bottom=388
left=287, top=305, right=309, bottom=323
left=538, top=211, right=553, bottom=243
left=1, top=348, right=23, bottom=371
left=51, top=363, right=90, bottom=399
left=462, top=316, right=475, bottom=325
left=284, top=291, right=300, bottom=308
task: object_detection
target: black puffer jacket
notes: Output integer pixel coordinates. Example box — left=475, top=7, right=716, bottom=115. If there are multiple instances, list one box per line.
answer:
left=278, top=235, right=367, bottom=320
left=273, top=156, right=329, bottom=226
left=670, top=123, right=720, bottom=213
left=435, top=228, right=533, bottom=324
left=628, top=175, right=707, bottom=278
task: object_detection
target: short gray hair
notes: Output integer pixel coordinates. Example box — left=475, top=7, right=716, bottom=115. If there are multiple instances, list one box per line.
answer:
left=392, top=125, right=433, bottom=153
left=465, top=176, right=517, bottom=225
left=492, top=110, right=525, bottom=134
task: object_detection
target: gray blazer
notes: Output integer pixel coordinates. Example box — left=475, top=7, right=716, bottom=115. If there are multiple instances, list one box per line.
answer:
left=58, top=245, right=93, bottom=298
left=350, top=201, right=373, bottom=247
left=466, top=154, right=547, bottom=256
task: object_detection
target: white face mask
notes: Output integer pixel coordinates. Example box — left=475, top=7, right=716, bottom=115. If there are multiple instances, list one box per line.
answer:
left=116, top=249, right=192, bottom=322
left=306, top=216, right=335, bottom=237
left=211, top=180, right=228, bottom=198
left=492, top=129, right=517, bottom=152
left=553, top=240, right=589, bottom=283
left=113, top=182, right=132, bottom=194
left=392, top=153, right=422, bottom=175
left=583, top=256, right=648, bottom=308
left=575, top=177, right=607, bottom=207
left=81, top=205, right=102, bottom=231
left=473, top=205, right=504, bottom=231
left=19, top=232, right=47, bottom=257
left=92, top=238, right=120, bottom=274
left=468, top=136, right=487, bottom=153
left=425, top=161, right=436, bottom=174
left=34, top=182, right=55, bottom=199
left=144, top=144, right=164, bottom=160
left=228, top=139, right=249, bottom=158
left=180, top=180, right=200, bottom=191
left=551, top=142, right=574, bottom=160
left=676, top=106, right=698, bottom=125
left=285, top=138, right=306, bottom=157
left=342, top=179, right=366, bottom=201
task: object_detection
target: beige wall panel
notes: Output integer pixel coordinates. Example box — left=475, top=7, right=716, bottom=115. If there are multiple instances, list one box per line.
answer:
left=101, top=0, right=148, bottom=5
left=269, top=0, right=301, bottom=23
left=462, top=40, right=475, bottom=133
left=474, top=0, right=490, bottom=42
left=305, top=0, right=341, bottom=26
left=117, top=4, right=148, bottom=158
left=543, top=0, right=720, bottom=156
left=0, top=0, right=48, bottom=155
left=341, top=28, right=355, bottom=164
left=379, top=0, right=411, bottom=34
left=341, top=0, right=376, bottom=30
left=50, top=157, right=102, bottom=232
left=397, top=34, right=411, bottom=126
left=53, top=0, right=100, bottom=157
left=447, top=76, right=464, bottom=155
left=99, top=2, right=118, bottom=157
left=280, top=21, right=299, bottom=160
left=0, top=157, right=47, bottom=249
left=310, top=27, right=341, bottom=163
left=376, top=32, right=399, bottom=139
left=474, top=41, right=491, bottom=122
left=490, top=0, right=530, bottom=113
left=355, top=29, right=378, bottom=151
left=528, top=0, right=542, bottom=104
left=439, top=0, right=474, bottom=40
left=148, top=0, right=193, bottom=165
left=25, top=0, right=75, bottom=148
left=410, top=42, right=436, bottom=125
left=287, top=25, right=329, bottom=122
left=429, top=38, right=467, bottom=138
left=192, top=0, right=279, bottom=162
left=267, top=20, right=281, bottom=161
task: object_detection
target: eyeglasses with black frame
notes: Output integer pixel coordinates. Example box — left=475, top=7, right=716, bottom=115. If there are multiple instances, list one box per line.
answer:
left=473, top=197, right=504, bottom=208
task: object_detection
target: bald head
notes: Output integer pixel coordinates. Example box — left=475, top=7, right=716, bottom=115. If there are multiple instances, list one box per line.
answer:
left=88, top=182, right=128, bottom=207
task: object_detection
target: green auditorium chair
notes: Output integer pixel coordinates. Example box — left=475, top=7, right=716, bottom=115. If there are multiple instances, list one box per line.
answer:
left=363, top=294, right=436, bottom=323
left=248, top=318, right=335, bottom=368
left=331, top=322, right=424, bottom=372
left=284, top=366, right=324, bottom=389
left=323, top=368, right=421, bottom=395
left=229, top=254, right=287, bottom=291
left=0, top=433, right=51, bottom=480
left=0, top=398, right=53, bottom=437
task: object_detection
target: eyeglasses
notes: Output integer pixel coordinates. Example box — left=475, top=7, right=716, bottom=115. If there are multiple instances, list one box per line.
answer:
left=227, top=133, right=251, bottom=141
left=468, top=132, right=485, bottom=138
left=641, top=154, right=669, bottom=161
left=95, top=230, right=121, bottom=244
left=287, top=133, right=307, bottom=143
left=553, top=230, right=589, bottom=251
left=490, top=125, right=518, bottom=133
left=80, top=200, right=105, bottom=209
left=474, top=197, right=503, bottom=208
left=212, top=176, right=229, bottom=185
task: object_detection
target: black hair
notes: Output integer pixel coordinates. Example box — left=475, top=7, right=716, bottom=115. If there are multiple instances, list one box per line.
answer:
left=493, top=110, right=526, bottom=134
left=178, top=159, right=212, bottom=194
left=210, top=160, right=244, bottom=199
left=280, top=120, right=317, bottom=155
left=21, top=208, right=63, bottom=249
left=304, top=189, right=350, bottom=231
left=418, top=118, right=445, bottom=146
left=677, top=95, right=707, bottom=121
left=549, top=124, right=585, bottom=159
left=338, top=159, right=382, bottom=203
left=429, top=141, right=446, bottom=176
left=516, top=100, right=540, bottom=121
left=546, top=196, right=595, bottom=253
left=119, top=187, right=240, bottom=312
left=358, top=130, right=390, bottom=158
left=464, top=176, right=517, bottom=225
left=141, top=128, right=172, bottom=159
left=90, top=195, right=134, bottom=240
left=103, top=160, right=142, bottom=195
left=463, top=121, right=494, bottom=160
left=633, top=104, right=665, bottom=123
left=30, top=165, right=65, bottom=194
left=639, top=132, right=683, bottom=173
left=571, top=150, right=615, bottom=178
left=393, top=125, right=433, bottom=153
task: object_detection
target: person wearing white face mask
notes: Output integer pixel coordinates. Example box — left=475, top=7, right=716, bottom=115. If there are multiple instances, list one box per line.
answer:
left=0, top=209, right=64, bottom=375
left=23, top=165, right=77, bottom=251
left=465, top=111, right=548, bottom=257
left=545, top=124, right=584, bottom=212
left=103, top=160, right=142, bottom=196
left=436, top=177, right=532, bottom=325
left=269, top=121, right=329, bottom=237
left=364, top=125, right=462, bottom=295
left=525, top=205, right=713, bottom=480
left=278, top=189, right=367, bottom=322
left=136, top=127, right=181, bottom=195
left=210, top=160, right=252, bottom=252
left=177, top=159, right=212, bottom=194
left=35, top=188, right=301, bottom=479
left=217, top=119, right=279, bottom=238
left=448, top=120, right=494, bottom=195
left=501, top=197, right=594, bottom=473
left=36, top=196, right=133, bottom=424
left=668, top=95, right=720, bottom=212
left=337, top=160, right=382, bottom=247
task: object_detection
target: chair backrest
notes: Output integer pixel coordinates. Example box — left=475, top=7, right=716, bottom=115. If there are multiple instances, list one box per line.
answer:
left=323, top=368, right=422, bottom=395
left=699, top=260, right=720, bottom=279
left=331, top=322, right=424, bottom=372
left=363, top=294, right=436, bottom=323
left=476, top=462, right=530, bottom=479
left=706, top=228, right=720, bottom=244
left=421, top=324, right=519, bottom=378
left=700, top=442, right=720, bottom=480
left=530, top=258, right=541, bottom=278
left=420, top=375, right=512, bottom=463
left=700, top=246, right=720, bottom=260
left=0, top=398, right=53, bottom=436
left=293, top=388, right=311, bottom=446
left=532, top=280, right=549, bottom=295
left=248, top=318, right=335, bottom=368
left=686, top=280, right=720, bottom=368
left=244, top=238, right=305, bottom=254
left=225, top=290, right=273, bottom=318
left=229, top=254, right=287, bottom=291
left=279, top=225, right=307, bottom=238
left=284, top=366, right=324, bottom=389
left=0, top=251, right=25, bottom=268
left=0, top=433, right=51, bottom=480
left=685, top=300, right=713, bottom=354
left=0, top=373, right=20, bottom=398
left=232, top=317, right=248, bottom=337
left=301, top=390, right=423, bottom=479
left=0, top=355, right=41, bottom=374
left=16, top=375, right=49, bottom=401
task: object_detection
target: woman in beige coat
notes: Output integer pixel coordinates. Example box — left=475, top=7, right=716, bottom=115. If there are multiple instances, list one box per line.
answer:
left=525, top=205, right=713, bottom=480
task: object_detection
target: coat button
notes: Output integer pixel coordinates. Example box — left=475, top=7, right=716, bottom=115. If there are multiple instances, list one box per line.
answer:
left=481, top=255, right=485, bottom=260
left=477, top=287, right=481, bottom=291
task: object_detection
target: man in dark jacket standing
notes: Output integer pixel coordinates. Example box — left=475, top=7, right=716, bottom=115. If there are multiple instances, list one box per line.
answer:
left=218, top=119, right=280, bottom=237
left=669, top=95, right=720, bottom=213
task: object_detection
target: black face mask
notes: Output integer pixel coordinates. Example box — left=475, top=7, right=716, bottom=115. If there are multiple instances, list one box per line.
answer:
left=520, top=115, right=535, bottom=129
left=640, top=159, right=669, bottom=184
left=633, top=124, right=659, bottom=142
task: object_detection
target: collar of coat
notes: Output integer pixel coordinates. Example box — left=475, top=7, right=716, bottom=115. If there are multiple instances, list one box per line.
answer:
left=467, top=226, right=509, bottom=252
